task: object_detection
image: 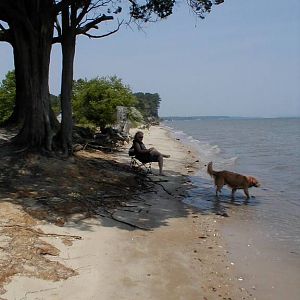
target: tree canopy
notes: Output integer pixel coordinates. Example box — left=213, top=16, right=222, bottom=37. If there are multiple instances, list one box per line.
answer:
left=0, top=0, right=224, bottom=154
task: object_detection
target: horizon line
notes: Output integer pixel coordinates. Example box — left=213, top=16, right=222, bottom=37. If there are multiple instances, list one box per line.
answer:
left=160, top=115, right=300, bottom=119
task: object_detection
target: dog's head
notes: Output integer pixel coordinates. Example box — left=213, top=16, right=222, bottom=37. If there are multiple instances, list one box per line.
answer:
left=247, top=176, right=260, bottom=188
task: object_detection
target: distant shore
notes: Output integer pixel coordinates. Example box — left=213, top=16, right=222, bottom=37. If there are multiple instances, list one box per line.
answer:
left=162, top=115, right=300, bottom=121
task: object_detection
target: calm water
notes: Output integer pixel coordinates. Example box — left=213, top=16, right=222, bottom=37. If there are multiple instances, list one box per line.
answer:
left=164, top=117, right=300, bottom=253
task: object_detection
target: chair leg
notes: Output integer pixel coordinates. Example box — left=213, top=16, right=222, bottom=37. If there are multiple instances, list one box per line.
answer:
left=131, top=157, right=140, bottom=169
left=130, top=157, right=152, bottom=174
left=146, top=162, right=152, bottom=174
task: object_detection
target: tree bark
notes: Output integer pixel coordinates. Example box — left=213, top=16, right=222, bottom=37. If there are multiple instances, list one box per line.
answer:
left=8, top=2, right=57, bottom=151
left=59, top=4, right=76, bottom=155
left=2, top=42, right=27, bottom=126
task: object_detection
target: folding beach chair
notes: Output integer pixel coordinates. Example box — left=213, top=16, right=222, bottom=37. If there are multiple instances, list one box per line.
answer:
left=128, top=148, right=152, bottom=174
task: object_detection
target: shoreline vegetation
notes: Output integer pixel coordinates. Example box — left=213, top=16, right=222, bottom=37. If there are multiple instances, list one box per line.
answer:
left=0, top=125, right=252, bottom=299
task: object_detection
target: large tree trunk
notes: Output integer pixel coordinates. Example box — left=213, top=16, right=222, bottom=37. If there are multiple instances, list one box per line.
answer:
left=3, top=43, right=28, bottom=126
left=9, top=2, right=57, bottom=151
left=59, top=3, right=79, bottom=156
left=60, top=26, right=76, bottom=155
left=60, top=40, right=75, bottom=155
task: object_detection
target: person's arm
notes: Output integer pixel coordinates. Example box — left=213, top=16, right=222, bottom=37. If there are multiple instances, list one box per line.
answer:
left=133, top=141, right=151, bottom=154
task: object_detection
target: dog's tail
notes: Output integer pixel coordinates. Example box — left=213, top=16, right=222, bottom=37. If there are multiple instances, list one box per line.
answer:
left=207, top=161, right=215, bottom=177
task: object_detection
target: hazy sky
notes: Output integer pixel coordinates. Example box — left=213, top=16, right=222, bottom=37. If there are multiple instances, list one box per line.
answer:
left=1, top=0, right=300, bottom=117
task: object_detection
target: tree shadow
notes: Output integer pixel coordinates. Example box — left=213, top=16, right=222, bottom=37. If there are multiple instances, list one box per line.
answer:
left=0, top=146, right=198, bottom=233
left=0, top=130, right=200, bottom=294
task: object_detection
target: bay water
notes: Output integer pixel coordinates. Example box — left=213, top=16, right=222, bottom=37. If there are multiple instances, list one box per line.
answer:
left=164, top=117, right=300, bottom=299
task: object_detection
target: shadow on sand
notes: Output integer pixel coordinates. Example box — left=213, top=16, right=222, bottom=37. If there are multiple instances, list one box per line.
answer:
left=0, top=142, right=199, bottom=233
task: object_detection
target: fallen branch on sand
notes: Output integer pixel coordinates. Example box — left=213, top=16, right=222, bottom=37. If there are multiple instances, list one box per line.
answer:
left=0, top=225, right=82, bottom=240
left=102, top=209, right=150, bottom=231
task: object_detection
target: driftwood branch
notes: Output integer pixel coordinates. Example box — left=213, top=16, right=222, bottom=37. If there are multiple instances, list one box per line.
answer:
left=84, top=143, right=115, bottom=152
left=1, top=225, right=82, bottom=240
left=102, top=209, right=150, bottom=231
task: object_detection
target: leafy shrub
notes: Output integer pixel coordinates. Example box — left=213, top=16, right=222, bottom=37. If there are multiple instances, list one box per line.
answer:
left=73, top=76, right=137, bottom=130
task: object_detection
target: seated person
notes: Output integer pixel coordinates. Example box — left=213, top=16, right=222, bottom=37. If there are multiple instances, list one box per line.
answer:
left=131, top=131, right=170, bottom=175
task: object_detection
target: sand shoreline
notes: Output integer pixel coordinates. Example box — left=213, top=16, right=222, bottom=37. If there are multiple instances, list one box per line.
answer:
left=2, top=125, right=253, bottom=300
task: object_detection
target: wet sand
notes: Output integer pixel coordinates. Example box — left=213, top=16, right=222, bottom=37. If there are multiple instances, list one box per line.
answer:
left=221, top=210, right=300, bottom=300
left=2, top=126, right=254, bottom=299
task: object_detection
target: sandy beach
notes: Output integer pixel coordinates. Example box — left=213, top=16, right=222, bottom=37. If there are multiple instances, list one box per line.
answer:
left=1, top=125, right=253, bottom=300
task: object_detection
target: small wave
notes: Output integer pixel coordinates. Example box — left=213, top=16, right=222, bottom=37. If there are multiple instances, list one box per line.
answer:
left=211, top=145, right=221, bottom=154
left=167, top=127, right=238, bottom=169
left=270, top=165, right=290, bottom=171
left=224, top=156, right=238, bottom=165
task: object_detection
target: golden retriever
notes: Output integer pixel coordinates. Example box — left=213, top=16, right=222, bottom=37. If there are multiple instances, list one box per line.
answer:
left=207, top=162, right=260, bottom=199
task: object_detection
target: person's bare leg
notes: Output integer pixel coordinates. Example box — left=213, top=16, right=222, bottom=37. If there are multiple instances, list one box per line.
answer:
left=158, top=156, right=164, bottom=175
left=150, top=149, right=170, bottom=159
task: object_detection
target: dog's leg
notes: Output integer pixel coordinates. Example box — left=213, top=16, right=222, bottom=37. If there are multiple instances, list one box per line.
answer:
left=215, top=187, right=221, bottom=197
left=214, top=177, right=224, bottom=198
left=243, top=187, right=250, bottom=199
left=231, top=188, right=237, bottom=200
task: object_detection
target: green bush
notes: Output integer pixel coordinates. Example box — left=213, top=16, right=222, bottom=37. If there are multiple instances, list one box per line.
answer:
left=0, top=71, right=16, bottom=123
left=73, top=76, right=137, bottom=130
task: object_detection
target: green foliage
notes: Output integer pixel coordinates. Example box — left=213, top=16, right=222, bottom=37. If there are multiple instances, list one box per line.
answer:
left=130, top=0, right=223, bottom=22
left=0, top=70, right=16, bottom=123
left=130, top=0, right=176, bottom=21
left=0, top=70, right=60, bottom=123
left=50, top=94, right=60, bottom=114
left=127, top=107, right=144, bottom=127
left=134, top=92, right=161, bottom=119
left=73, top=76, right=137, bottom=129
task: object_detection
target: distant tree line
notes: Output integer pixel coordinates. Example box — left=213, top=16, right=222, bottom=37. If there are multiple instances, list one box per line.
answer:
left=134, top=92, right=161, bottom=121
left=0, top=71, right=161, bottom=130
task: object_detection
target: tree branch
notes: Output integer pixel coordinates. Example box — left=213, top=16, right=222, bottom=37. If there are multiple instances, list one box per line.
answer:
left=0, top=2, right=22, bottom=23
left=0, top=2, right=36, bottom=35
left=77, top=14, right=114, bottom=35
left=71, top=2, right=78, bottom=27
left=55, top=16, right=62, bottom=36
left=52, top=36, right=62, bottom=44
left=54, top=0, right=73, bottom=13
left=82, top=19, right=122, bottom=39
left=75, top=1, right=92, bottom=26
left=0, top=22, right=11, bottom=42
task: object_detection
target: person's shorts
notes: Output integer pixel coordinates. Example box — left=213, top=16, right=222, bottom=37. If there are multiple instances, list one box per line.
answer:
left=137, top=153, right=159, bottom=163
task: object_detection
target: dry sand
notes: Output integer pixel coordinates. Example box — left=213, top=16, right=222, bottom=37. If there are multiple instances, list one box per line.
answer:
left=2, top=126, right=253, bottom=300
